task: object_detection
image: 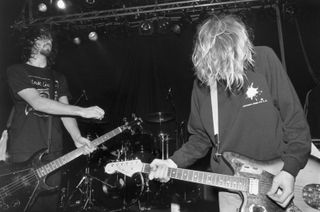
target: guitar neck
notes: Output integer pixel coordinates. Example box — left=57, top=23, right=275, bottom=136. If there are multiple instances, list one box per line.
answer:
left=36, top=126, right=124, bottom=177
left=142, top=163, right=248, bottom=192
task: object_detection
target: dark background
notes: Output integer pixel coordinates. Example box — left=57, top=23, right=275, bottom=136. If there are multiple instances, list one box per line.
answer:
left=1, top=1, right=320, bottom=152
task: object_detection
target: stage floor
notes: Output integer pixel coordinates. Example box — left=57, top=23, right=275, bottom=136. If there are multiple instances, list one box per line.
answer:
left=64, top=199, right=219, bottom=212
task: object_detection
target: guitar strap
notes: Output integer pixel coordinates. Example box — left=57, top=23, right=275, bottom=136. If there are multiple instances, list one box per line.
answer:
left=6, top=107, right=15, bottom=129
left=210, top=81, right=221, bottom=161
left=46, top=69, right=57, bottom=154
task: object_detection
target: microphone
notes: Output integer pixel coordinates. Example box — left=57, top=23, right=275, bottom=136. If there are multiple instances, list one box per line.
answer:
left=82, top=90, right=88, bottom=101
left=166, top=87, right=172, bottom=100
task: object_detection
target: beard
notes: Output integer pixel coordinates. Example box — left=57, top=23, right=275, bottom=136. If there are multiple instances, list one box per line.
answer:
left=40, top=44, right=52, bottom=57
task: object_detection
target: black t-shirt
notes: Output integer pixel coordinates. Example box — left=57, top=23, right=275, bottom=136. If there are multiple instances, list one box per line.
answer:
left=7, top=64, right=71, bottom=159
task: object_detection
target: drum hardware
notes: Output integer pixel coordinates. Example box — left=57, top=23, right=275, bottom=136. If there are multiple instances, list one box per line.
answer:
left=138, top=178, right=152, bottom=211
left=158, top=132, right=170, bottom=160
left=66, top=152, right=108, bottom=211
left=144, top=112, right=174, bottom=123
left=67, top=163, right=102, bottom=210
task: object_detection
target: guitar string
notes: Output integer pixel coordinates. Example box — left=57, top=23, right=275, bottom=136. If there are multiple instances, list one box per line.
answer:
left=2, top=145, right=96, bottom=194
left=1, top=172, right=310, bottom=207
left=2, top=130, right=124, bottom=194
left=1, top=162, right=310, bottom=204
left=1, top=144, right=88, bottom=194
left=2, top=172, right=38, bottom=195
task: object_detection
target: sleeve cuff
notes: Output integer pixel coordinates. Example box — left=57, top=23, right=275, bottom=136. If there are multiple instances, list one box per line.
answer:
left=170, top=154, right=185, bottom=168
left=282, top=156, right=301, bottom=177
left=167, top=159, right=178, bottom=168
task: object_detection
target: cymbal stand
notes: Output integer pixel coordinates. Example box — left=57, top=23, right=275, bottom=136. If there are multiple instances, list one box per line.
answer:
left=67, top=154, right=106, bottom=211
left=158, top=132, right=169, bottom=160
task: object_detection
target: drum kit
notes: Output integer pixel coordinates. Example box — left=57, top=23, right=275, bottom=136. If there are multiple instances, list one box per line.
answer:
left=60, top=111, right=183, bottom=212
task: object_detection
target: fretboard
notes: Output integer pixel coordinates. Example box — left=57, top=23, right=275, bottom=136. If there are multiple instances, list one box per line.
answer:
left=36, top=126, right=124, bottom=177
left=142, top=164, right=248, bottom=192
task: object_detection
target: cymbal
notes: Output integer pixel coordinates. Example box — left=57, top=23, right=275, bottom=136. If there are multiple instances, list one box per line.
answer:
left=145, top=112, right=174, bottom=123
left=77, top=117, right=108, bottom=124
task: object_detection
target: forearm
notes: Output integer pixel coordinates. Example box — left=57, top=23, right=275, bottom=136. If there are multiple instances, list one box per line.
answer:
left=61, top=117, right=82, bottom=142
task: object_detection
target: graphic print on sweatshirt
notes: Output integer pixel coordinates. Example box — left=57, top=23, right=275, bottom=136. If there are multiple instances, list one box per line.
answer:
left=242, top=82, right=268, bottom=108
left=25, top=75, right=59, bottom=117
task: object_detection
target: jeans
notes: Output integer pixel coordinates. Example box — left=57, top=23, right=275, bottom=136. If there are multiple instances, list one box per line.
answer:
left=219, top=191, right=242, bottom=212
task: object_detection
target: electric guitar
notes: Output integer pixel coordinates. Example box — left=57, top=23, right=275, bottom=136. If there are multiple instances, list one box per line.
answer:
left=0, top=117, right=142, bottom=212
left=105, top=152, right=320, bottom=212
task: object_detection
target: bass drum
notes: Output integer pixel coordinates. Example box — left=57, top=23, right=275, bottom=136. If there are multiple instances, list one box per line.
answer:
left=92, top=164, right=145, bottom=211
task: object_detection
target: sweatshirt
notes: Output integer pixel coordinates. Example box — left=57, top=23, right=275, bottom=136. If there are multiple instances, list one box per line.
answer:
left=170, top=46, right=311, bottom=177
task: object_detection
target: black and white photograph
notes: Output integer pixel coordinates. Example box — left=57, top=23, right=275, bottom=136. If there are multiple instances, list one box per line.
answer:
left=0, top=0, right=319, bottom=211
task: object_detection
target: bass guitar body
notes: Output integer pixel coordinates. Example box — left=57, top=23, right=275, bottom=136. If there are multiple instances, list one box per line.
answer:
left=0, top=118, right=142, bottom=212
left=0, top=150, right=56, bottom=212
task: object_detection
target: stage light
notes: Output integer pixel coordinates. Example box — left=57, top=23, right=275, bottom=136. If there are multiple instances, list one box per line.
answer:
left=38, top=3, right=48, bottom=12
left=139, top=20, right=154, bottom=35
left=73, top=37, right=81, bottom=45
left=158, top=19, right=170, bottom=34
left=56, top=0, right=66, bottom=10
left=172, top=24, right=181, bottom=34
left=88, top=31, right=98, bottom=41
left=86, top=0, right=95, bottom=4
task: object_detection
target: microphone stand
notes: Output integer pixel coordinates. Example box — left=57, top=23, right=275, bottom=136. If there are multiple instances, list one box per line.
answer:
left=73, top=91, right=86, bottom=106
left=166, top=91, right=180, bottom=152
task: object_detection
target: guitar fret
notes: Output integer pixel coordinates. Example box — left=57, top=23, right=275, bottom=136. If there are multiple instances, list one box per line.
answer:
left=45, top=164, right=50, bottom=173
left=198, top=171, right=203, bottom=183
left=193, top=171, right=198, bottom=182
left=51, top=161, right=58, bottom=170
left=48, top=163, right=54, bottom=172
left=168, top=168, right=172, bottom=177
left=203, top=172, right=208, bottom=184
left=232, top=180, right=239, bottom=190
left=177, top=169, right=182, bottom=179
left=36, top=168, right=41, bottom=177
left=171, top=168, right=177, bottom=178
left=207, top=174, right=212, bottom=185
left=217, top=175, right=223, bottom=187
left=41, top=167, right=47, bottom=176
left=111, top=131, right=116, bottom=137
left=225, top=176, right=231, bottom=188
left=182, top=169, right=188, bottom=180
left=187, top=169, right=192, bottom=181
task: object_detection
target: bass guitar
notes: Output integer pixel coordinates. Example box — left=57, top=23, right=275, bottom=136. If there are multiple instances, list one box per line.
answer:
left=0, top=117, right=142, bottom=212
left=105, top=151, right=320, bottom=212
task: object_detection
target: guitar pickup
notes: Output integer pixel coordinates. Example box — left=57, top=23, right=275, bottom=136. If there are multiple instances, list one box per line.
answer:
left=249, top=178, right=259, bottom=195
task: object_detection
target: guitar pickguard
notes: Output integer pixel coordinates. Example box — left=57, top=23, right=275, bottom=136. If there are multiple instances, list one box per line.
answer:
left=223, top=152, right=301, bottom=212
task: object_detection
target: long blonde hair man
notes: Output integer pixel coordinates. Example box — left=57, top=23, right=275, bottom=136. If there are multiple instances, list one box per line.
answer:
left=192, top=14, right=254, bottom=91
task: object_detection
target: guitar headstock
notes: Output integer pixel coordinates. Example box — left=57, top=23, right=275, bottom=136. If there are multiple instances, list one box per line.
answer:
left=104, top=159, right=143, bottom=177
